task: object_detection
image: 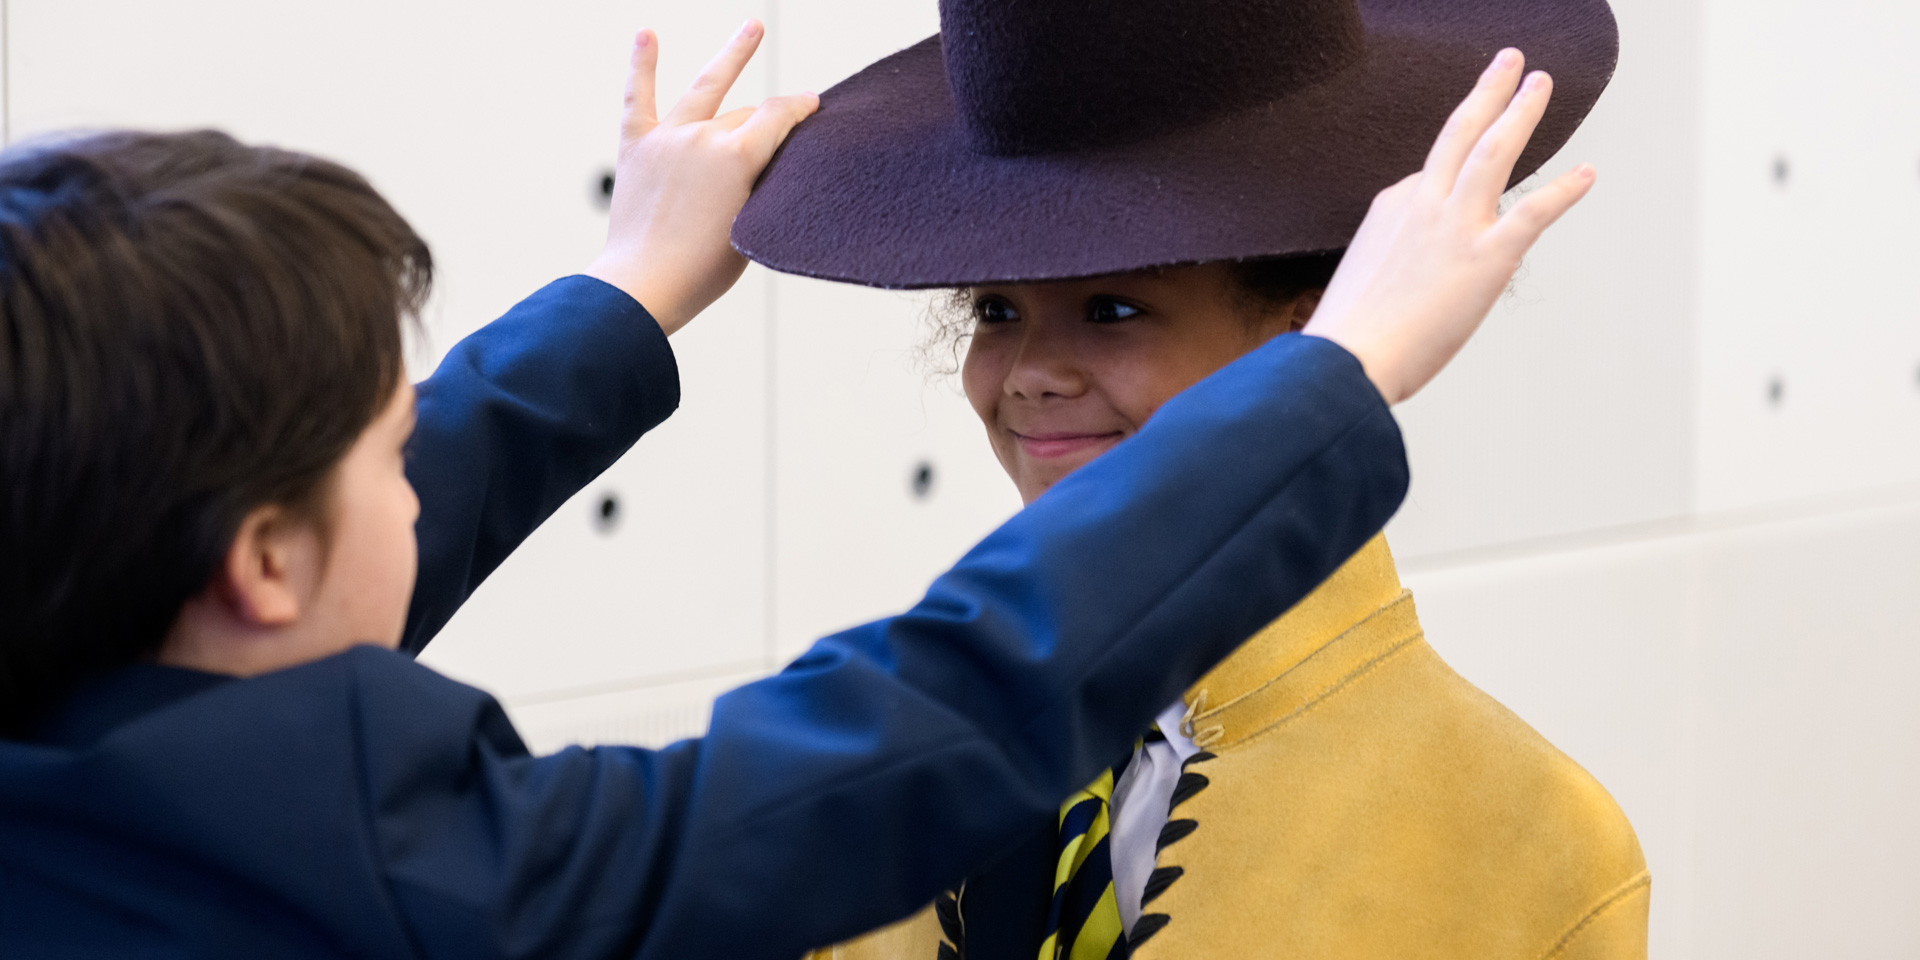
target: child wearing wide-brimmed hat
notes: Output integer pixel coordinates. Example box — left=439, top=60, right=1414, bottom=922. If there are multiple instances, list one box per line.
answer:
left=741, top=0, right=1646, bottom=956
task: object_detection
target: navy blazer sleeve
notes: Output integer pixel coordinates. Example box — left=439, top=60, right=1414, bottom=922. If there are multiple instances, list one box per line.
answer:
left=0, top=279, right=1407, bottom=960
left=399, top=276, right=680, bottom=654
left=358, top=279, right=1407, bottom=958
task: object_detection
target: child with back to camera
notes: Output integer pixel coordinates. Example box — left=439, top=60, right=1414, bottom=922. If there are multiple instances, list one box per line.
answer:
left=1, top=18, right=1566, bottom=960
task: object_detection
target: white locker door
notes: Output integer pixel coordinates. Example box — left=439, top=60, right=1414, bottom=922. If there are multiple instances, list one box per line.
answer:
left=1695, top=0, right=1920, bottom=512
left=1386, top=0, right=1701, bottom=560
left=766, top=1, right=1023, bottom=661
left=766, top=275, right=1022, bottom=661
left=7, top=1, right=778, bottom=722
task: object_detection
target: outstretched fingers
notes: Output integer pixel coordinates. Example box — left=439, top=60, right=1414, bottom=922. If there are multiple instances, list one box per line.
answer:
left=624, top=30, right=660, bottom=138
left=666, top=19, right=764, bottom=126
left=1485, top=164, right=1597, bottom=257
left=1422, top=49, right=1526, bottom=196
left=1453, top=71, right=1554, bottom=212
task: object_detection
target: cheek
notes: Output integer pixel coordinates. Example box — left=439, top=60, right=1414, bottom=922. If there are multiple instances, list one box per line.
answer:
left=1110, top=319, right=1258, bottom=427
left=326, top=467, right=419, bottom=646
left=373, top=475, right=420, bottom=623
left=960, top=337, right=1007, bottom=425
left=382, top=477, right=420, bottom=583
left=1084, top=349, right=1181, bottom=429
left=961, top=337, right=1033, bottom=487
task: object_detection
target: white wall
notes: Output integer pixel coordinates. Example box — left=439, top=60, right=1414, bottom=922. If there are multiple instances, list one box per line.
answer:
left=9, top=1, right=1918, bottom=955
left=1401, top=491, right=1920, bottom=957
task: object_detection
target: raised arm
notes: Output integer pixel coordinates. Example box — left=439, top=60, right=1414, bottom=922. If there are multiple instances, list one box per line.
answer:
left=400, top=276, right=679, bottom=651
left=400, top=22, right=817, bottom=651
left=372, top=330, right=1405, bottom=960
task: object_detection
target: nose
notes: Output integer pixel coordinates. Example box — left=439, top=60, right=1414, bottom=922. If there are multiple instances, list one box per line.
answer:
left=1003, top=318, right=1088, bottom=401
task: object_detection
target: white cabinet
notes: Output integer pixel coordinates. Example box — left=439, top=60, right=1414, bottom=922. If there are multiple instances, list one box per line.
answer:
left=1694, top=0, right=1920, bottom=512
left=1387, top=0, right=1702, bottom=560
left=763, top=0, right=1021, bottom=660
left=766, top=276, right=1021, bottom=661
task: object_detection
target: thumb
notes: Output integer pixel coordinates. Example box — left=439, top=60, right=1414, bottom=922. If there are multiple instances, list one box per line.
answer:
left=731, top=93, right=822, bottom=168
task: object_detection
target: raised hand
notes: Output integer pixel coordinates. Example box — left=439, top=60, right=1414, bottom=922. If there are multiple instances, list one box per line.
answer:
left=585, top=21, right=820, bottom=335
left=1302, top=49, right=1596, bottom=405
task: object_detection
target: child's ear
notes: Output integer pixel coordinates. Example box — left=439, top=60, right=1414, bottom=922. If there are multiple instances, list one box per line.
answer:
left=215, top=505, right=316, bottom=627
left=1289, top=289, right=1326, bottom=333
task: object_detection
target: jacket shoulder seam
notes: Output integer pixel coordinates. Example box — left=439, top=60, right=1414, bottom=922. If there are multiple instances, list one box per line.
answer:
left=1213, top=628, right=1424, bottom=750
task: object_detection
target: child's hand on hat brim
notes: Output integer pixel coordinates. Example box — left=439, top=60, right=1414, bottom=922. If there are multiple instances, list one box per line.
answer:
left=585, top=21, right=819, bottom=336
left=1303, top=49, right=1596, bottom=406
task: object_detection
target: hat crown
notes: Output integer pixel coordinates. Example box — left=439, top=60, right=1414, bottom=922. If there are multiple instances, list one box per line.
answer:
left=940, top=0, right=1367, bottom=157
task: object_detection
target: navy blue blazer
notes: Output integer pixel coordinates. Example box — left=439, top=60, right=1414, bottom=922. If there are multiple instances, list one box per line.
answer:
left=0, top=277, right=1407, bottom=959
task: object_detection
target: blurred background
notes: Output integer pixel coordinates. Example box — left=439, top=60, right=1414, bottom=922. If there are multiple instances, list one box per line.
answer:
left=9, top=0, right=1918, bottom=954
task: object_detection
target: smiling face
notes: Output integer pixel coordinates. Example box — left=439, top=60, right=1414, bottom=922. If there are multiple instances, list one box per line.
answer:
left=962, top=263, right=1320, bottom=504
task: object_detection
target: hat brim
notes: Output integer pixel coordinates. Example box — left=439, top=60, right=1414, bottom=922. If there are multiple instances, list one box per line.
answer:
left=734, top=0, right=1619, bottom=289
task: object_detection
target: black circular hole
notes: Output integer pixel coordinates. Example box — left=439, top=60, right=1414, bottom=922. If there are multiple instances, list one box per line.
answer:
left=1772, top=155, right=1790, bottom=187
left=910, top=461, right=936, bottom=500
left=1766, top=375, right=1786, bottom=407
left=594, top=492, right=621, bottom=533
left=594, top=170, right=615, bottom=210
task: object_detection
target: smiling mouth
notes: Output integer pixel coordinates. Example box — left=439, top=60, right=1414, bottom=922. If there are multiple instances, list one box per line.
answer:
left=1010, top=430, right=1125, bottom=460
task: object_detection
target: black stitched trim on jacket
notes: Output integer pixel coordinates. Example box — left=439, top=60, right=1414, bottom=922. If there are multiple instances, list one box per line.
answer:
left=935, top=884, right=966, bottom=960
left=1154, top=819, right=1199, bottom=853
left=1128, top=913, right=1173, bottom=949
left=1127, top=750, right=1218, bottom=951
left=1169, top=770, right=1211, bottom=810
left=1140, top=866, right=1184, bottom=907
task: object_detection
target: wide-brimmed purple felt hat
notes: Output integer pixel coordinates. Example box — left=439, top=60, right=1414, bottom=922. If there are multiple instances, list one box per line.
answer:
left=732, top=0, right=1618, bottom=289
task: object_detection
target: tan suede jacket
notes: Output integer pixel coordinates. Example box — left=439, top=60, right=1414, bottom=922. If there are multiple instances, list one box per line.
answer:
left=811, top=536, right=1650, bottom=959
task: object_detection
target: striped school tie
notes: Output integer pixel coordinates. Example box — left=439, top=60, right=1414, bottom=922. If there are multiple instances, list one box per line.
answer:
left=1038, top=727, right=1164, bottom=960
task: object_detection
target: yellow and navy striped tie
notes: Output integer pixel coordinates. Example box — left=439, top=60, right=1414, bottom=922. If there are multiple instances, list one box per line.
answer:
left=1039, top=728, right=1163, bottom=960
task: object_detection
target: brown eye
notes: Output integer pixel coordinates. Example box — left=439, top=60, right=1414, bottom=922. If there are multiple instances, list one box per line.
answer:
left=974, top=296, right=1019, bottom=325
left=1087, top=297, right=1143, bottom=324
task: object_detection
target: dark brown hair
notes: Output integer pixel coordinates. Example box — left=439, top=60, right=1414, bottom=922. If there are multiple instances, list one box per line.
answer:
left=1225, top=252, right=1342, bottom=320
left=0, top=130, right=431, bottom=736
